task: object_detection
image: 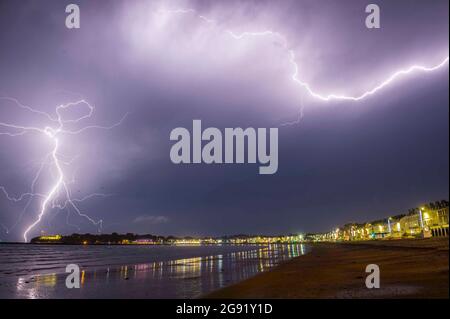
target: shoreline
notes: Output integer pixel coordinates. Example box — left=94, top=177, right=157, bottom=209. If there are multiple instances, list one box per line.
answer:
left=0, top=243, right=305, bottom=298
left=0, top=242, right=269, bottom=246
left=205, top=238, right=449, bottom=299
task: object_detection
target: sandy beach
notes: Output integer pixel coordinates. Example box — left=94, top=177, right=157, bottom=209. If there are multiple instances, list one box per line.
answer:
left=206, top=238, right=449, bottom=299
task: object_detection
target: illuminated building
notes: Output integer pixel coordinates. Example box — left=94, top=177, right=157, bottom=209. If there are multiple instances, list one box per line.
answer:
left=132, top=239, right=155, bottom=245
left=311, top=204, right=449, bottom=242
left=35, top=234, right=62, bottom=242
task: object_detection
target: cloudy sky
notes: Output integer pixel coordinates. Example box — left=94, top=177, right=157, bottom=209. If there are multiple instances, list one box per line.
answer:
left=0, top=0, right=448, bottom=241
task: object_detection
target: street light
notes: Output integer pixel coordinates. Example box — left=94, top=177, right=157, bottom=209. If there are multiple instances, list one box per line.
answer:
left=419, top=208, right=424, bottom=229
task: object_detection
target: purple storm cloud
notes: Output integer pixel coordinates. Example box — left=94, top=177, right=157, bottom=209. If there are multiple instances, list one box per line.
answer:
left=0, top=0, right=448, bottom=241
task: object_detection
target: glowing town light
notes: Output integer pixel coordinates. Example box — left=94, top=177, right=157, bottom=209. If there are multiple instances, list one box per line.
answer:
left=38, top=234, right=62, bottom=241
left=419, top=209, right=424, bottom=229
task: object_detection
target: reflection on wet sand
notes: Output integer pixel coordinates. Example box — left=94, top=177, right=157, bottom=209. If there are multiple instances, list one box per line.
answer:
left=13, top=244, right=307, bottom=298
left=16, top=273, right=57, bottom=299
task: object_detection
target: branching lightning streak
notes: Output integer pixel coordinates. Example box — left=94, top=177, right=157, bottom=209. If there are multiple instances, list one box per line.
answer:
left=156, top=8, right=449, bottom=124
left=290, top=55, right=450, bottom=102
left=0, top=7, right=447, bottom=240
left=0, top=97, right=127, bottom=241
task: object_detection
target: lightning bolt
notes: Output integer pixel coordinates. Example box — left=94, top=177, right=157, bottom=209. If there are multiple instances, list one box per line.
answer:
left=155, top=8, right=449, bottom=124
left=0, top=96, right=127, bottom=242
left=0, top=6, right=447, bottom=241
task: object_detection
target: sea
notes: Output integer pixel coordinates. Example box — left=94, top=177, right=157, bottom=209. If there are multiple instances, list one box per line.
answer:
left=0, top=243, right=308, bottom=298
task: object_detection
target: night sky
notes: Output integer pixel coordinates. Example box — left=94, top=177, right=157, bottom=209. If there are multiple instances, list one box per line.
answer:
left=0, top=0, right=448, bottom=242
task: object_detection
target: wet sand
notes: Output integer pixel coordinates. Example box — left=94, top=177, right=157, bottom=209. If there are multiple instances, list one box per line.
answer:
left=206, top=238, right=449, bottom=299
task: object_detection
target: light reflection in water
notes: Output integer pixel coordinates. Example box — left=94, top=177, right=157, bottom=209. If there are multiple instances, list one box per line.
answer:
left=16, top=273, right=57, bottom=299
left=13, top=244, right=308, bottom=298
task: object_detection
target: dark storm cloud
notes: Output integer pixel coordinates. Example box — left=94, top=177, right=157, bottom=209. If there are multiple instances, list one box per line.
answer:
left=0, top=0, right=448, bottom=241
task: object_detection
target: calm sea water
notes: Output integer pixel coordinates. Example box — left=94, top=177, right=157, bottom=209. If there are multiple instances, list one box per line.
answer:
left=0, top=243, right=308, bottom=298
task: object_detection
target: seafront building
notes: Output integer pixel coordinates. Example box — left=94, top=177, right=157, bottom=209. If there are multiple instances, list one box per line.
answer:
left=31, top=201, right=449, bottom=244
left=313, top=202, right=449, bottom=242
